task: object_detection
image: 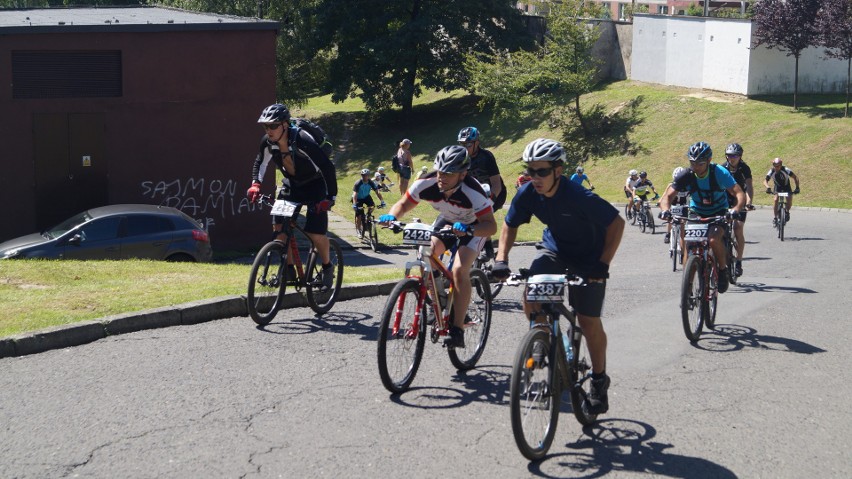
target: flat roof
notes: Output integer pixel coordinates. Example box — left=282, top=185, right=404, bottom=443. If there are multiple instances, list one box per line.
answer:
left=0, top=6, right=279, bottom=34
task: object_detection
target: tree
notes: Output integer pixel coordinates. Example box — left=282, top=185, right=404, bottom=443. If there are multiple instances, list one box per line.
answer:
left=816, top=0, right=852, bottom=117
left=307, top=0, right=531, bottom=116
left=465, top=0, right=600, bottom=137
left=752, top=0, right=823, bottom=110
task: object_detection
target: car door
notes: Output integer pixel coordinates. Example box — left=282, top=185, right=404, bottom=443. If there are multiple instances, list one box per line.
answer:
left=60, top=217, right=122, bottom=260
left=120, top=214, right=174, bottom=260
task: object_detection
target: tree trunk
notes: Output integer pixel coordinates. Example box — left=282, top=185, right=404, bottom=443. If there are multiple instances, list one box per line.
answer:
left=400, top=0, right=422, bottom=119
left=846, top=56, right=850, bottom=118
left=793, top=54, right=799, bottom=110
left=574, top=94, right=589, bottom=138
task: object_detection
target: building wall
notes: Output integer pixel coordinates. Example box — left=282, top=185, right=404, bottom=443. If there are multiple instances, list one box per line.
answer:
left=0, top=29, right=277, bottom=251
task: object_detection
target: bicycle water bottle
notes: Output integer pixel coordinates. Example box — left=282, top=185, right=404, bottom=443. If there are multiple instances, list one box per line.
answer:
left=562, top=334, right=573, bottom=362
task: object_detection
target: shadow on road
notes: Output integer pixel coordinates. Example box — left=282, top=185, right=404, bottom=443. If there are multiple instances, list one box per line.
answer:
left=387, top=364, right=512, bottom=409
left=694, top=324, right=826, bottom=355
left=730, top=282, right=817, bottom=294
left=525, top=418, right=737, bottom=478
left=255, top=310, right=379, bottom=342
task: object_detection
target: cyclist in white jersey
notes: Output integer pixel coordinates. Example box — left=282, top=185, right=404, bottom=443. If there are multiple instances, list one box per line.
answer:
left=379, top=145, right=497, bottom=349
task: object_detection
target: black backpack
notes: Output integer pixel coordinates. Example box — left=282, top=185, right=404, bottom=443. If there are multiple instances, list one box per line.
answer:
left=292, top=118, right=333, bottom=158
left=391, top=154, right=400, bottom=173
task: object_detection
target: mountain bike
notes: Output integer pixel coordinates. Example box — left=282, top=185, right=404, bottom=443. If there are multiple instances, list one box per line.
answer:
left=473, top=241, right=503, bottom=299
left=637, top=199, right=656, bottom=234
left=246, top=195, right=344, bottom=326
left=376, top=221, right=492, bottom=393
left=680, top=214, right=730, bottom=342
left=668, top=205, right=688, bottom=272
left=354, top=203, right=382, bottom=252
left=506, top=270, right=598, bottom=460
left=623, top=202, right=635, bottom=225
left=769, top=190, right=791, bottom=242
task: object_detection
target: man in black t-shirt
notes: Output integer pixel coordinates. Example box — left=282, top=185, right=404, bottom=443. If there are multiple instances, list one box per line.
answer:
left=458, top=126, right=506, bottom=260
left=722, top=143, right=753, bottom=277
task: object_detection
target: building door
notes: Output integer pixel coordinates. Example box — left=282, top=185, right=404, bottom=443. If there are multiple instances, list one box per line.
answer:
left=33, top=113, right=107, bottom=230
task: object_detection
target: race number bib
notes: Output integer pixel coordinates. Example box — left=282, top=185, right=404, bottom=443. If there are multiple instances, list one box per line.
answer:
left=401, top=223, right=433, bottom=246
left=684, top=223, right=709, bottom=242
left=270, top=200, right=298, bottom=218
left=525, top=274, right=566, bottom=303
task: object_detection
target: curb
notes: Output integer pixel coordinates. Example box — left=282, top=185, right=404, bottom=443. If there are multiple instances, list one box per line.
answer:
left=0, top=281, right=398, bottom=359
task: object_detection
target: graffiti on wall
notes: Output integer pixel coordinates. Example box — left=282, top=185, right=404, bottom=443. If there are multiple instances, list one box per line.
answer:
left=140, top=178, right=259, bottom=229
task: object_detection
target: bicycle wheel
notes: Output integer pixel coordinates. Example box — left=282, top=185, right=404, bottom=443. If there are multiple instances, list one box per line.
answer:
left=247, top=240, right=289, bottom=326
left=639, top=211, right=646, bottom=233
left=510, top=328, right=560, bottom=461
left=705, top=261, right=718, bottom=330
left=369, top=219, right=380, bottom=252
left=355, top=212, right=364, bottom=238
left=623, top=203, right=631, bottom=221
left=377, top=278, right=427, bottom=393
left=448, top=269, right=492, bottom=370
left=567, top=324, right=598, bottom=426
left=647, top=209, right=655, bottom=234
left=727, top=237, right=738, bottom=286
left=670, top=228, right=679, bottom=272
left=779, top=212, right=785, bottom=242
left=681, top=255, right=704, bottom=342
left=474, top=256, right=504, bottom=300
left=305, top=238, right=344, bottom=314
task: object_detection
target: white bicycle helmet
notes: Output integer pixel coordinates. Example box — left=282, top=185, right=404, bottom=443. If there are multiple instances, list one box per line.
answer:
left=377, top=166, right=385, bottom=172
left=629, top=169, right=638, bottom=177
left=576, top=166, right=584, bottom=174
left=672, top=166, right=687, bottom=181
left=522, top=138, right=566, bottom=164
left=360, top=168, right=371, bottom=176
left=433, top=145, right=470, bottom=173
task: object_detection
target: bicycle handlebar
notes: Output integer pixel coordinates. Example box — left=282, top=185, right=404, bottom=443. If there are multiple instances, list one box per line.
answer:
left=503, top=268, right=586, bottom=287
left=382, top=221, right=474, bottom=237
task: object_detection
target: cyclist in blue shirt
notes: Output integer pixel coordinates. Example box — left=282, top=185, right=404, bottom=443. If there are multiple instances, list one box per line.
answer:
left=351, top=168, right=385, bottom=238
left=569, top=166, right=594, bottom=190
left=492, top=138, right=625, bottom=415
left=659, top=141, right=746, bottom=293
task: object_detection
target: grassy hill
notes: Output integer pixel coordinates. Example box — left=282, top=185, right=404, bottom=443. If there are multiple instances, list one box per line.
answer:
left=297, top=80, right=852, bottom=219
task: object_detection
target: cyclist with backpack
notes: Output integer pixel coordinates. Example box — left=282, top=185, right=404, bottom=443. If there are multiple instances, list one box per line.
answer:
left=457, top=126, right=506, bottom=261
left=764, top=158, right=801, bottom=225
left=663, top=166, right=690, bottom=245
left=352, top=168, right=386, bottom=239
left=659, top=142, right=746, bottom=293
left=492, top=138, right=625, bottom=415
left=247, top=104, right=339, bottom=289
left=722, top=143, right=754, bottom=277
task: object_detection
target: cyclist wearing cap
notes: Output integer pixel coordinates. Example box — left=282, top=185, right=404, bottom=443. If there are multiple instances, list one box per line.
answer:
left=722, top=143, right=754, bottom=277
left=352, top=168, right=385, bottom=238
left=659, top=141, right=746, bottom=293
left=764, top=158, right=800, bottom=224
left=570, top=166, right=594, bottom=190
left=491, top=138, right=625, bottom=415
left=247, top=103, right=338, bottom=289
left=458, top=126, right=506, bottom=261
left=629, top=171, right=660, bottom=215
left=624, top=169, right=639, bottom=200
left=378, top=145, right=497, bottom=349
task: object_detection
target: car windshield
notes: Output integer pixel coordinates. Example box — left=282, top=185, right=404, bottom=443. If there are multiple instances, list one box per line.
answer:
left=44, top=211, right=93, bottom=239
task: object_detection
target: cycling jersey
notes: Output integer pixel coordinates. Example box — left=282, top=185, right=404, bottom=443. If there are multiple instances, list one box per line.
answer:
left=672, top=164, right=736, bottom=216
left=467, top=147, right=506, bottom=210
left=669, top=184, right=689, bottom=206
left=723, top=159, right=752, bottom=205
left=373, top=172, right=387, bottom=183
left=251, top=126, right=338, bottom=202
left=505, top=176, right=619, bottom=275
left=353, top=179, right=380, bottom=201
left=632, top=179, right=654, bottom=196
left=570, top=173, right=589, bottom=185
left=405, top=172, right=493, bottom=224
left=766, top=166, right=795, bottom=192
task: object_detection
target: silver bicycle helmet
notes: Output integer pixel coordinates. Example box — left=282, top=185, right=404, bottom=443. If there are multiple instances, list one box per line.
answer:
left=377, top=166, right=385, bottom=172
left=576, top=166, right=584, bottom=174
left=629, top=169, right=638, bottom=177
left=522, top=138, right=566, bottom=164
left=725, top=143, right=744, bottom=156
left=257, top=104, right=290, bottom=123
left=360, top=168, right=371, bottom=176
left=433, top=145, right=470, bottom=173
left=672, top=166, right=687, bottom=181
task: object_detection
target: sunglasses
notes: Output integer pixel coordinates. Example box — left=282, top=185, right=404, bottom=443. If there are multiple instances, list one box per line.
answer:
left=726, top=154, right=741, bottom=159
left=262, top=123, right=283, bottom=131
left=460, top=141, right=476, bottom=147
left=689, top=160, right=708, bottom=166
left=525, top=166, right=556, bottom=178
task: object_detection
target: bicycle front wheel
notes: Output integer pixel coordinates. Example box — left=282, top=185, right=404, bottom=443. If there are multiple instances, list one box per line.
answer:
left=647, top=210, right=655, bottom=234
left=247, top=241, right=289, bottom=326
left=681, top=255, right=704, bottom=342
left=377, top=278, right=426, bottom=393
left=510, top=328, right=560, bottom=461
left=305, top=238, right=344, bottom=314
left=448, top=269, right=492, bottom=370
left=369, top=220, right=379, bottom=252
left=705, top=261, right=718, bottom=330
left=567, top=325, right=598, bottom=426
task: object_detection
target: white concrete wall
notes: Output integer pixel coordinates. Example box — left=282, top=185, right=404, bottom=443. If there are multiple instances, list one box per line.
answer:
left=631, top=14, right=849, bottom=96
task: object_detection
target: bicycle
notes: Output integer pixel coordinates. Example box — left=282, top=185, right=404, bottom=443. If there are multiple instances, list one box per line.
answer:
left=506, top=270, right=598, bottom=460
left=376, top=221, right=493, bottom=393
left=377, top=181, right=395, bottom=193
left=354, top=203, right=382, bottom=252
left=246, top=195, right=344, bottom=326
left=637, top=199, right=656, bottom=234
left=680, top=214, right=731, bottom=342
left=768, top=189, right=791, bottom=242
left=623, top=201, right=635, bottom=225
left=473, top=242, right=503, bottom=299
left=668, top=205, right=688, bottom=272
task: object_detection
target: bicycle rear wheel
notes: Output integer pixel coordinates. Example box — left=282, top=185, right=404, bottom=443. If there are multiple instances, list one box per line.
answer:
left=369, top=219, right=379, bottom=252
left=647, top=209, right=655, bottom=234
left=305, top=238, right=344, bottom=314
left=448, top=269, right=492, bottom=370
left=681, top=255, right=704, bottom=342
left=247, top=241, right=290, bottom=326
left=377, top=278, right=426, bottom=393
left=567, top=324, right=598, bottom=426
left=474, top=256, right=503, bottom=300
left=510, top=328, right=560, bottom=461
left=705, top=261, right=718, bottom=330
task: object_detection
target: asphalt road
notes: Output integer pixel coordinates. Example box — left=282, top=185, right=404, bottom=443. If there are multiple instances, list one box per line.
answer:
left=1, top=207, right=850, bottom=478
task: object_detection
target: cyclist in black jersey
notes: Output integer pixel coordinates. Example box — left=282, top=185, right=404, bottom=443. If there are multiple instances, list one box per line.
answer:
left=629, top=171, right=660, bottom=215
left=458, top=126, right=505, bottom=261
left=722, top=143, right=753, bottom=277
left=247, top=104, right=339, bottom=288
left=763, top=157, right=800, bottom=224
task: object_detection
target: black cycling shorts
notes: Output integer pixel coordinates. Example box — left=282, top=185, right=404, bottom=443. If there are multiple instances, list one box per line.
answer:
left=527, top=245, right=607, bottom=318
left=355, top=196, right=375, bottom=209
left=272, top=182, right=329, bottom=235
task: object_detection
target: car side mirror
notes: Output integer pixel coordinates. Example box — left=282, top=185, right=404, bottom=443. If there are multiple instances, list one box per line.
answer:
left=67, top=233, right=83, bottom=245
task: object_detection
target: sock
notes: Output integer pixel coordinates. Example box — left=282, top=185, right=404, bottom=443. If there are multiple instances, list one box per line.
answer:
left=322, top=262, right=332, bottom=270
left=591, top=371, right=606, bottom=380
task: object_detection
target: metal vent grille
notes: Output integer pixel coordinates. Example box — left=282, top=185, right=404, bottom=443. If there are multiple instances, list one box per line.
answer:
left=12, top=51, right=122, bottom=99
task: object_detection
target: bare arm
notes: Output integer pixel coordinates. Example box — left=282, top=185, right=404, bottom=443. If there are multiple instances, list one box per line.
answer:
left=472, top=211, right=497, bottom=238
left=599, top=215, right=625, bottom=266
left=496, top=223, right=519, bottom=263
left=659, top=184, right=677, bottom=211
left=489, top=174, right=503, bottom=200
left=728, top=184, right=746, bottom=211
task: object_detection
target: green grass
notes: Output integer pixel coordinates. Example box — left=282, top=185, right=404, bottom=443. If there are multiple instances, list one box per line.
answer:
left=0, top=260, right=400, bottom=338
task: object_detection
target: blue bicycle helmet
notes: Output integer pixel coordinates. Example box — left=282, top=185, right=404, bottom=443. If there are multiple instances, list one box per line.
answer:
left=687, top=141, right=713, bottom=162
left=457, top=127, right=480, bottom=143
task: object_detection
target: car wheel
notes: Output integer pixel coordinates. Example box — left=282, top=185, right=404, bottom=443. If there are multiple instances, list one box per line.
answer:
left=166, top=253, right=196, bottom=262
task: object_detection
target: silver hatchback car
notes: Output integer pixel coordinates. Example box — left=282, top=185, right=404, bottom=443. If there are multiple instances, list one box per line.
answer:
left=0, top=204, right=212, bottom=262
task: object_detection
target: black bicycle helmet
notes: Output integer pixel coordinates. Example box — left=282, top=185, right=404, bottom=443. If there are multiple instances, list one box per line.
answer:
left=257, top=104, right=290, bottom=123
left=687, top=141, right=713, bottom=162
left=522, top=138, right=566, bottom=164
left=725, top=143, right=744, bottom=156
left=457, top=126, right=479, bottom=143
left=433, top=145, right=470, bottom=173
left=639, top=171, right=647, bottom=179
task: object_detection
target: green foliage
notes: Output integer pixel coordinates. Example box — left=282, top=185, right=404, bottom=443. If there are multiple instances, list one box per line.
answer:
left=686, top=3, right=703, bottom=16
